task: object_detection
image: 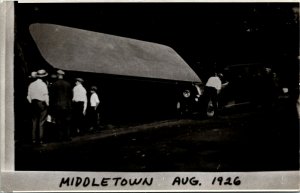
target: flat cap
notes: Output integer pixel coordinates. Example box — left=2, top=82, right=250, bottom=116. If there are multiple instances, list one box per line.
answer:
left=57, top=69, right=65, bottom=75
left=75, top=78, right=84, bottom=83
left=91, top=86, right=98, bottom=91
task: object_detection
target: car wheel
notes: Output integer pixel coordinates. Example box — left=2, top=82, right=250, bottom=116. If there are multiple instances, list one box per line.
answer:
left=206, top=99, right=215, bottom=117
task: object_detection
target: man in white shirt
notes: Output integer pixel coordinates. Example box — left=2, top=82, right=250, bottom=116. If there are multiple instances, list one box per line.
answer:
left=27, top=69, right=49, bottom=144
left=72, top=78, right=87, bottom=135
left=204, top=73, right=222, bottom=117
left=206, top=73, right=222, bottom=93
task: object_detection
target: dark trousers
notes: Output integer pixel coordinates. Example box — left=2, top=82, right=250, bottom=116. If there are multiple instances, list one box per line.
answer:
left=72, top=102, right=85, bottom=134
left=53, top=108, right=72, bottom=141
left=88, top=107, right=98, bottom=130
left=204, top=86, right=218, bottom=115
left=31, top=99, right=48, bottom=142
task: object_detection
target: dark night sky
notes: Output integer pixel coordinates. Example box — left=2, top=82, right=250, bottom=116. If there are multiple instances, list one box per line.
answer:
left=15, top=3, right=299, bottom=78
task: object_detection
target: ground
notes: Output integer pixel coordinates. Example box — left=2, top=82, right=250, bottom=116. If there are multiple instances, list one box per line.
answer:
left=15, top=100, right=299, bottom=172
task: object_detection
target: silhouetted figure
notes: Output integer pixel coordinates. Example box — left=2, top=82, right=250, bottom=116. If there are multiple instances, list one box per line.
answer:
left=50, top=70, right=73, bottom=141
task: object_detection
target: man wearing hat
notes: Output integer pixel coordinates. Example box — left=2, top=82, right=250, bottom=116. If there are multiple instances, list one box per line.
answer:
left=72, top=77, right=87, bottom=135
left=29, top=71, right=37, bottom=79
left=27, top=69, right=49, bottom=144
left=50, top=69, right=73, bottom=141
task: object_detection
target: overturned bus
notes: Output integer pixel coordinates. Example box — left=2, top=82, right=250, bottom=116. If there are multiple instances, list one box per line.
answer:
left=28, top=23, right=202, bottom=124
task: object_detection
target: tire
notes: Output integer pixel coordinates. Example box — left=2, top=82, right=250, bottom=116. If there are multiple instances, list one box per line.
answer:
left=206, top=99, right=215, bottom=117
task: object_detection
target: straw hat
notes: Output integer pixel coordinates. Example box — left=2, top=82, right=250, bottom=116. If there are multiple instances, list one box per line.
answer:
left=36, top=69, right=48, bottom=77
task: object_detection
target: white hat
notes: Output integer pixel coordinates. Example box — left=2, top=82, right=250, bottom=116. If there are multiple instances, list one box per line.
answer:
left=29, top=71, right=37, bottom=78
left=57, top=69, right=65, bottom=75
left=36, top=69, right=48, bottom=77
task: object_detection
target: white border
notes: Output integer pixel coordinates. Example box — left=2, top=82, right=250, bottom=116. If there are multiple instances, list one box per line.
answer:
left=0, top=0, right=6, bottom=175
left=1, top=171, right=299, bottom=191
left=4, top=0, right=300, bottom=3
left=1, top=1, right=14, bottom=174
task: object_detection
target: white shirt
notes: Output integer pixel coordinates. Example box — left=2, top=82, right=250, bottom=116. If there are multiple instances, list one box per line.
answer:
left=90, top=92, right=100, bottom=107
left=73, top=83, right=87, bottom=112
left=206, top=76, right=222, bottom=91
left=27, top=79, right=49, bottom=105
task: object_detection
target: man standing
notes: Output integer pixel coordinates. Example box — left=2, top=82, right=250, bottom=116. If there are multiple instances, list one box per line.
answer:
left=72, top=78, right=87, bottom=135
left=27, top=69, right=49, bottom=144
left=204, top=73, right=222, bottom=117
left=50, top=70, right=73, bottom=141
left=88, top=86, right=100, bottom=131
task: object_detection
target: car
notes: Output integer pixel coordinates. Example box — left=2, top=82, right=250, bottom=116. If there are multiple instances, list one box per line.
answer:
left=218, top=63, right=283, bottom=111
left=176, top=82, right=203, bottom=116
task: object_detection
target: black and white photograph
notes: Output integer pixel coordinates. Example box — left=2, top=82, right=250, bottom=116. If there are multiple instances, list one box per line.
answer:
left=2, top=1, right=300, bottom=191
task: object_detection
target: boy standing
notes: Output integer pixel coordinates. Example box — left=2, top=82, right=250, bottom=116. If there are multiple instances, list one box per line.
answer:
left=88, top=86, right=100, bottom=131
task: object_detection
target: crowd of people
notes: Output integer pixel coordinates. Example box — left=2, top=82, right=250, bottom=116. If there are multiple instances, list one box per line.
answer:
left=26, top=67, right=281, bottom=144
left=27, top=69, right=100, bottom=144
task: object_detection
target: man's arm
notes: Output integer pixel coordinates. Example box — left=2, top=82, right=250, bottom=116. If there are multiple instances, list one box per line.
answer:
left=83, top=90, right=87, bottom=115
left=95, top=95, right=100, bottom=110
left=27, top=85, right=32, bottom=103
left=43, top=83, right=49, bottom=106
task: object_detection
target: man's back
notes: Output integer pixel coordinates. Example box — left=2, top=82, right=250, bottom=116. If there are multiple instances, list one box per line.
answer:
left=206, top=76, right=222, bottom=91
left=51, top=79, right=73, bottom=109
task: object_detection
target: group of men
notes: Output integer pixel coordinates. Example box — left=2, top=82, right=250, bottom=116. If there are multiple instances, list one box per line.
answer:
left=27, top=69, right=100, bottom=144
left=27, top=69, right=224, bottom=144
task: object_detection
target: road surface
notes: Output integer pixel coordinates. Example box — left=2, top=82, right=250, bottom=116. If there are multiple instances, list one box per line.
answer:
left=15, top=102, right=299, bottom=172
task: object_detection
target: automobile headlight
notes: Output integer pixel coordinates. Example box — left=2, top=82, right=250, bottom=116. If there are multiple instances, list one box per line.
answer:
left=183, top=90, right=191, bottom=98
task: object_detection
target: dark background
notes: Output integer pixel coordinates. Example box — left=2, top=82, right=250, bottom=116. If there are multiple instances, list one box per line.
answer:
left=14, top=3, right=299, bottom=172
left=14, top=2, right=299, bottom=133
left=15, top=3, right=299, bottom=76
